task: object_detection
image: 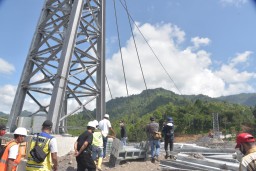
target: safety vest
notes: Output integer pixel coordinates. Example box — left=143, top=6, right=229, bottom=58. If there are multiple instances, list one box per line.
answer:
left=0, top=140, right=22, bottom=171
left=92, top=130, right=103, bottom=147
left=26, top=132, right=53, bottom=171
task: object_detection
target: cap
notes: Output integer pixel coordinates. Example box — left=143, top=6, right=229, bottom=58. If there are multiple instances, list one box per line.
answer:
left=150, top=117, right=155, bottom=121
left=14, top=127, right=27, bottom=136
left=235, top=133, right=255, bottom=148
left=87, top=121, right=96, bottom=128
left=42, top=120, right=53, bottom=128
left=0, top=124, right=6, bottom=130
left=167, top=117, right=173, bottom=122
left=104, top=114, right=109, bottom=118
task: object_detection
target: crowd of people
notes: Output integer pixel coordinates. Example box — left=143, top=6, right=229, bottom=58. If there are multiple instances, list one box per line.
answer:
left=1, top=113, right=256, bottom=171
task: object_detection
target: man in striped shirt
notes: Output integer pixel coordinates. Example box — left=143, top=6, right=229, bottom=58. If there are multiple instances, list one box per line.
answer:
left=235, top=133, right=256, bottom=171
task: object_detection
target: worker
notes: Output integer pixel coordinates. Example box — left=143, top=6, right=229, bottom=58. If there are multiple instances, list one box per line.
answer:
left=235, top=133, right=256, bottom=171
left=74, top=121, right=96, bottom=171
left=0, top=127, right=27, bottom=171
left=26, top=120, right=58, bottom=171
left=92, top=120, right=103, bottom=171
left=119, top=120, right=127, bottom=146
left=0, top=124, right=6, bottom=146
left=162, top=117, right=174, bottom=159
left=98, top=114, right=115, bottom=159
left=145, top=116, right=160, bottom=163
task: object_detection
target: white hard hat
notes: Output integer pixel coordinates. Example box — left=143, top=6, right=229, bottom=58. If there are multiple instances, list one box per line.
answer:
left=14, top=127, right=27, bottom=136
left=104, top=114, right=109, bottom=118
left=93, top=120, right=99, bottom=126
left=87, top=121, right=96, bottom=128
left=167, top=123, right=173, bottom=127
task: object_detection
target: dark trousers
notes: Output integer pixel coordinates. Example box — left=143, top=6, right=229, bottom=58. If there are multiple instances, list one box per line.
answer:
left=164, top=138, right=173, bottom=153
left=76, top=152, right=96, bottom=171
left=102, top=136, right=108, bottom=158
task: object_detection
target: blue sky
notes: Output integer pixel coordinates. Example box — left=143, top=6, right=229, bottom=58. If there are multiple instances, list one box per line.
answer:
left=0, top=0, right=256, bottom=112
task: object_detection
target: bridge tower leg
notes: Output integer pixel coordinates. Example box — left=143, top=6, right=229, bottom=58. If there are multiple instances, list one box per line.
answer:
left=7, top=0, right=106, bottom=133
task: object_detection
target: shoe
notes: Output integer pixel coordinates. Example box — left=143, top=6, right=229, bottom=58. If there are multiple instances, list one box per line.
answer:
left=151, top=158, right=155, bottom=163
left=155, top=156, right=159, bottom=162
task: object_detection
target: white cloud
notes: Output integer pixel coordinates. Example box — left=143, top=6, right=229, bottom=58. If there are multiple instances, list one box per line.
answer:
left=0, top=58, right=15, bottom=74
left=230, top=51, right=252, bottom=67
left=190, top=37, right=211, bottom=50
left=0, top=85, right=16, bottom=113
left=2, top=23, right=256, bottom=114
left=106, top=22, right=256, bottom=99
left=219, top=0, right=248, bottom=7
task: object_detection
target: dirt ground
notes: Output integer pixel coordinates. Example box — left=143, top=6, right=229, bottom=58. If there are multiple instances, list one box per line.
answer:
left=58, top=135, right=233, bottom=171
left=58, top=152, right=163, bottom=171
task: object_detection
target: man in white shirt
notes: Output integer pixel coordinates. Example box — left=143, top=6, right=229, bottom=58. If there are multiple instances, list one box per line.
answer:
left=98, top=114, right=115, bottom=158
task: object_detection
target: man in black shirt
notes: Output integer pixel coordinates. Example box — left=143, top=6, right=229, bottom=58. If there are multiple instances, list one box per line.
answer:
left=74, top=121, right=96, bottom=171
left=120, top=120, right=127, bottom=146
left=162, top=117, right=174, bottom=159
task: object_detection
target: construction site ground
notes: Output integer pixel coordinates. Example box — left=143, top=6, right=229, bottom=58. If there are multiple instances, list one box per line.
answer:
left=58, top=134, right=236, bottom=171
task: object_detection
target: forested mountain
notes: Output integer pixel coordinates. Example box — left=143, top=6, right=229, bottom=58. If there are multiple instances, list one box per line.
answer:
left=1, top=88, right=255, bottom=140
left=68, top=88, right=256, bottom=141
left=217, top=93, right=256, bottom=106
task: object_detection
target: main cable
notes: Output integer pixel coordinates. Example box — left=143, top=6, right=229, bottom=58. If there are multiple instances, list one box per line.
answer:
left=119, top=0, right=182, bottom=95
left=113, top=0, right=129, bottom=96
left=122, top=0, right=148, bottom=91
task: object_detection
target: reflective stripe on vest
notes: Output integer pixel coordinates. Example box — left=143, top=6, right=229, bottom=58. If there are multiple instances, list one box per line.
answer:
left=0, top=158, right=6, bottom=164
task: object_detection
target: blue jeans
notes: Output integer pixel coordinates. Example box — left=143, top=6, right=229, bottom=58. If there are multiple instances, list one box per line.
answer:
left=121, top=137, right=127, bottom=146
left=92, top=146, right=103, bottom=160
left=102, top=136, right=108, bottom=158
left=150, top=139, right=160, bottom=159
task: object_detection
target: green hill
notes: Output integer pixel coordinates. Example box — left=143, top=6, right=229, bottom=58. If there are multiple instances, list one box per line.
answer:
left=68, top=88, right=256, bottom=141
left=217, top=93, right=256, bottom=106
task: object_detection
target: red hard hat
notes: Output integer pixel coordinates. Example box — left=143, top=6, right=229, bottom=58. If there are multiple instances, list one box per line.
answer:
left=235, top=133, right=255, bottom=148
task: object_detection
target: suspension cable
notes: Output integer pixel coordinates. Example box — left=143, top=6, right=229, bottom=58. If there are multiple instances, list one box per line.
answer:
left=105, top=75, right=113, bottom=99
left=122, top=0, right=148, bottom=91
left=113, top=0, right=129, bottom=96
left=119, top=0, right=182, bottom=95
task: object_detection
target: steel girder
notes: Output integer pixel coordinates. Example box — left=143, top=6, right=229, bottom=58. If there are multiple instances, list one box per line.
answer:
left=7, top=0, right=105, bottom=133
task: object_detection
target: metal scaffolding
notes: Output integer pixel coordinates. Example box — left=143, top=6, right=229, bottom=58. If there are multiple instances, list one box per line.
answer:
left=7, top=0, right=105, bottom=133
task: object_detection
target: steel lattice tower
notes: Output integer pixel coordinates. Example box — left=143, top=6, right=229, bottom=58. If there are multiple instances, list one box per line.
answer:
left=212, top=113, right=220, bottom=138
left=7, top=0, right=105, bottom=133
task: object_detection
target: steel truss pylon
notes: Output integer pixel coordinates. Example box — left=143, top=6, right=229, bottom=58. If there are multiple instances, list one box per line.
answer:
left=7, top=0, right=105, bottom=133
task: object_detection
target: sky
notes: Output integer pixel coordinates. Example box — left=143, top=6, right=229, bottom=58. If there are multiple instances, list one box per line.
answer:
left=0, top=0, right=256, bottom=113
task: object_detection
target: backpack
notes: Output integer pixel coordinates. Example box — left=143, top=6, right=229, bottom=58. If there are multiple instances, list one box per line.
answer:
left=153, top=131, right=162, bottom=140
left=30, top=134, right=50, bottom=163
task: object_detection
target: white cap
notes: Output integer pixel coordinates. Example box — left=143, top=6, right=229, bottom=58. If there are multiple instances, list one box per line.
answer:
left=93, top=120, right=99, bottom=126
left=104, top=114, right=109, bottom=118
left=14, top=127, right=27, bottom=136
left=87, top=121, right=96, bottom=128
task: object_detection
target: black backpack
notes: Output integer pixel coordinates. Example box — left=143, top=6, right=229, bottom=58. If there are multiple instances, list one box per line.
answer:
left=30, top=134, right=50, bottom=163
